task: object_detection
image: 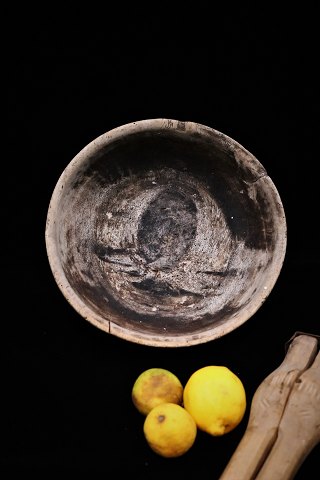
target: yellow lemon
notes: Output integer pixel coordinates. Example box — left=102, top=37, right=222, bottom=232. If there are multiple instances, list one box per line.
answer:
left=131, top=368, right=183, bottom=416
left=183, top=365, right=246, bottom=436
left=143, top=402, right=197, bottom=457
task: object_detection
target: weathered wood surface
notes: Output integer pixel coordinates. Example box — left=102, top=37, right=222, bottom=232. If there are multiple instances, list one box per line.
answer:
left=256, top=348, right=320, bottom=479
left=219, top=334, right=319, bottom=480
left=45, top=119, right=287, bottom=347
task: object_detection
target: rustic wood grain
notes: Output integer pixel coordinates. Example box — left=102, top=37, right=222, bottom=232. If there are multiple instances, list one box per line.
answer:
left=219, top=334, right=318, bottom=480
left=45, top=119, right=287, bottom=346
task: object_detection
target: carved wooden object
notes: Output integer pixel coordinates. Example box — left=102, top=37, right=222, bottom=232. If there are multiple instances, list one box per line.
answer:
left=45, top=119, right=286, bottom=347
left=219, top=333, right=319, bottom=480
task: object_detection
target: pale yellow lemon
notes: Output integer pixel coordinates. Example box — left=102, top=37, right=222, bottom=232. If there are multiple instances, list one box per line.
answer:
left=143, top=402, right=197, bottom=457
left=131, top=368, right=183, bottom=416
left=183, top=365, right=246, bottom=436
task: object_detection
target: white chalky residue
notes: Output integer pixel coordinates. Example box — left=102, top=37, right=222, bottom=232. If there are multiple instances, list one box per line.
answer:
left=63, top=166, right=273, bottom=323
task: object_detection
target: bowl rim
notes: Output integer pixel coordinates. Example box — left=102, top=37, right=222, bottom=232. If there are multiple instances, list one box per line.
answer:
left=45, top=118, right=287, bottom=347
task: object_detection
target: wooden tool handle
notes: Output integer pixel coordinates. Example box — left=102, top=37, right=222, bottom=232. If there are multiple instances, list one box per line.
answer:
left=255, top=350, right=320, bottom=480
left=218, top=335, right=318, bottom=480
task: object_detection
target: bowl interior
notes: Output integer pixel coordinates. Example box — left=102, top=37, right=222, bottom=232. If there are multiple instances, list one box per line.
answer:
left=45, top=119, right=287, bottom=347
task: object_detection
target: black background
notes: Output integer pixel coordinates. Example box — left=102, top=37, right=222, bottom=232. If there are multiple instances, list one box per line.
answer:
left=4, top=8, right=319, bottom=478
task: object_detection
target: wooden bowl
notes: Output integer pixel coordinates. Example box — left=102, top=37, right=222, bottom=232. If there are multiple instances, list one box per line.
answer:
left=45, top=119, right=287, bottom=347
